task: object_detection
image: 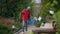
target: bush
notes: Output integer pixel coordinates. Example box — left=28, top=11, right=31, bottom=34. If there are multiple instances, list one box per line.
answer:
left=34, top=21, right=41, bottom=27
left=0, top=23, right=13, bottom=34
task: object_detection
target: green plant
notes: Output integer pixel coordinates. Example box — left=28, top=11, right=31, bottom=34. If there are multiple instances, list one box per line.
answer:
left=0, top=23, right=13, bottom=34
left=34, top=21, right=41, bottom=27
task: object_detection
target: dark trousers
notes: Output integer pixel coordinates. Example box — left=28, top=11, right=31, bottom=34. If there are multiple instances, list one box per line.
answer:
left=22, top=21, right=28, bottom=32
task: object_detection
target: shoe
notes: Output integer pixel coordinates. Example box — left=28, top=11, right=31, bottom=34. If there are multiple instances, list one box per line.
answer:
left=21, top=32, right=24, bottom=34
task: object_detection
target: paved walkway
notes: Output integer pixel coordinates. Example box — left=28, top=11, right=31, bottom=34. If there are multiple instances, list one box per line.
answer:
left=19, top=25, right=37, bottom=34
left=15, top=23, right=55, bottom=34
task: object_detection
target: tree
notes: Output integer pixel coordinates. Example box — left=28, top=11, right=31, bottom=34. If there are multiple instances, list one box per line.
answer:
left=41, top=0, right=60, bottom=33
left=0, top=0, right=31, bottom=32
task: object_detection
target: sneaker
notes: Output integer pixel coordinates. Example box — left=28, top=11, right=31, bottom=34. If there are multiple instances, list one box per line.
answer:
left=21, top=32, right=24, bottom=34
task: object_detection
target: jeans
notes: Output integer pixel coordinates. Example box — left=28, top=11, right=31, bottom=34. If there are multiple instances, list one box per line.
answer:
left=22, top=21, right=28, bottom=32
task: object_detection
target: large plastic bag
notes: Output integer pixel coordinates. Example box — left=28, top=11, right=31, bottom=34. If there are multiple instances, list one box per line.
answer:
left=27, top=18, right=35, bottom=25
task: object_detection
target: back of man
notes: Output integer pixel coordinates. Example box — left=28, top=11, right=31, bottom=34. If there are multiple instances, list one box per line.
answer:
left=21, top=9, right=30, bottom=22
left=21, top=8, right=31, bottom=33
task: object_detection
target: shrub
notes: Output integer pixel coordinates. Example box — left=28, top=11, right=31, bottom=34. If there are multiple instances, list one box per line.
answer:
left=0, top=23, right=13, bottom=34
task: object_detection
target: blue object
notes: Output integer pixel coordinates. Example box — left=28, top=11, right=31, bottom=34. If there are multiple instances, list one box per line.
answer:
left=27, top=18, right=35, bottom=25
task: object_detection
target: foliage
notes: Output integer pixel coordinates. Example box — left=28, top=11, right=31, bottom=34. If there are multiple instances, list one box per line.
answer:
left=41, top=0, right=60, bottom=33
left=55, top=10, right=60, bottom=33
left=0, top=0, right=18, bottom=17
left=34, top=21, right=41, bottom=27
left=0, top=0, right=28, bottom=19
left=0, top=23, right=13, bottom=34
left=0, top=0, right=31, bottom=33
left=13, top=0, right=32, bottom=32
left=29, top=2, right=35, bottom=16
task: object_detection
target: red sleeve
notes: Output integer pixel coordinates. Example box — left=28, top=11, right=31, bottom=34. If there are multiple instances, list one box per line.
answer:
left=21, top=9, right=28, bottom=22
left=27, top=10, right=30, bottom=19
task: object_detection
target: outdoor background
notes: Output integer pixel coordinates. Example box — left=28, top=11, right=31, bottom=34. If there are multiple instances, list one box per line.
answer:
left=0, top=0, right=60, bottom=34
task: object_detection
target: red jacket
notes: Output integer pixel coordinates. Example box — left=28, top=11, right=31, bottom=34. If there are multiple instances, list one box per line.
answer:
left=21, top=9, right=30, bottom=22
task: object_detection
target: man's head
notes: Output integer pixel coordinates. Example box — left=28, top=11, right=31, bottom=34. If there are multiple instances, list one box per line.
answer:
left=24, top=6, right=31, bottom=10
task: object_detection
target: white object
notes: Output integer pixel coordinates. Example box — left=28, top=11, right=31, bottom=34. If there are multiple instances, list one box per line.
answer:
left=34, top=0, right=41, bottom=3
left=49, top=10, right=54, bottom=14
left=38, top=17, right=42, bottom=21
left=27, top=6, right=31, bottom=9
left=12, top=25, right=16, bottom=29
left=34, top=17, right=38, bottom=21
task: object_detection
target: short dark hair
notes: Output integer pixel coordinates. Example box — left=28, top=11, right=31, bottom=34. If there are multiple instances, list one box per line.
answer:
left=24, top=4, right=28, bottom=8
left=24, top=6, right=27, bottom=8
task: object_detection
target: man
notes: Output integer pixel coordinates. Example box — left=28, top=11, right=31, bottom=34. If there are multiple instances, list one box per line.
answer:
left=21, top=6, right=31, bottom=33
